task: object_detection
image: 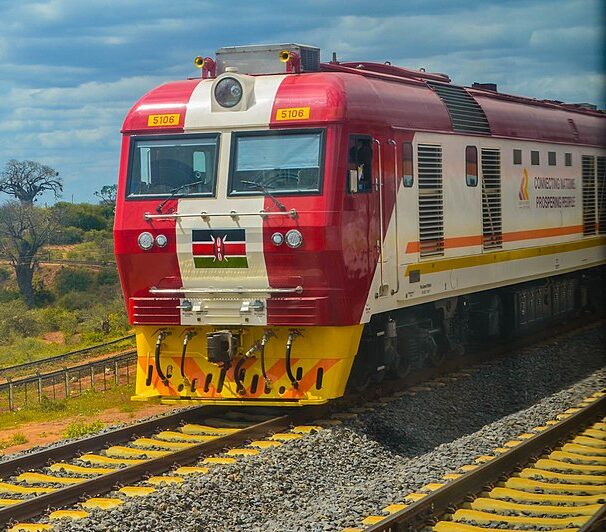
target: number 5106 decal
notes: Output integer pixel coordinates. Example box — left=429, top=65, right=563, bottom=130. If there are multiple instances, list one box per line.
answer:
left=147, top=114, right=180, bottom=127
left=275, top=107, right=310, bottom=121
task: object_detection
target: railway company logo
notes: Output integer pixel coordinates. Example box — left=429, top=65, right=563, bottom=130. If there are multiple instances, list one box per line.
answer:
left=191, top=229, right=248, bottom=268
left=518, top=168, right=530, bottom=208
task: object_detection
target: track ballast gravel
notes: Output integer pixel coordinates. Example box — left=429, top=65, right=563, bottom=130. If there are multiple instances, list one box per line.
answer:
left=57, top=323, right=605, bottom=532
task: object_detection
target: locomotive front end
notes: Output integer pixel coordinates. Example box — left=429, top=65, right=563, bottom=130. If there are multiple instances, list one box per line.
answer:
left=114, top=45, right=364, bottom=406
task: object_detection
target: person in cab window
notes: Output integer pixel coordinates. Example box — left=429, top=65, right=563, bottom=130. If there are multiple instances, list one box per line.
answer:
left=348, top=139, right=373, bottom=193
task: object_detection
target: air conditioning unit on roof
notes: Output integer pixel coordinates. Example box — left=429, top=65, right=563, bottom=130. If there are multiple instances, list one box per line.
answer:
left=215, top=44, right=320, bottom=75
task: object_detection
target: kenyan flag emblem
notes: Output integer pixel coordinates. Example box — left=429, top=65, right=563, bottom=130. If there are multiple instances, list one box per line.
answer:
left=192, top=229, right=248, bottom=268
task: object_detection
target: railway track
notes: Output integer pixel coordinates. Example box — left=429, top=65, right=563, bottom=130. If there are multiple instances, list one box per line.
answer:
left=0, top=320, right=601, bottom=531
left=354, top=389, right=606, bottom=532
left=0, top=406, right=319, bottom=531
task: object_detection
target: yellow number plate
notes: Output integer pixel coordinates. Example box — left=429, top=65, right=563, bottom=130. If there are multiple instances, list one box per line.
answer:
left=275, top=107, right=310, bottom=121
left=147, top=114, right=180, bottom=127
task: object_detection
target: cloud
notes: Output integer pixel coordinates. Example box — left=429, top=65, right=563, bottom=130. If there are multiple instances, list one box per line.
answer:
left=0, top=0, right=603, bottom=202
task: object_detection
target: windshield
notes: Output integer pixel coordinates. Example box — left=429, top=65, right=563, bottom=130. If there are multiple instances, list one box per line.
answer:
left=127, top=135, right=219, bottom=197
left=229, top=130, right=323, bottom=195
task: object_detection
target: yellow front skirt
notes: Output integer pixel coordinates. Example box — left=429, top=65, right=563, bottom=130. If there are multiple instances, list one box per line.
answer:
left=131, top=325, right=363, bottom=406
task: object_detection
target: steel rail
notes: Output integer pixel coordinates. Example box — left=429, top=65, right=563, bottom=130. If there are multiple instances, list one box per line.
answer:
left=0, top=406, right=225, bottom=478
left=364, top=392, right=606, bottom=532
left=0, top=413, right=297, bottom=527
left=579, top=504, right=606, bottom=531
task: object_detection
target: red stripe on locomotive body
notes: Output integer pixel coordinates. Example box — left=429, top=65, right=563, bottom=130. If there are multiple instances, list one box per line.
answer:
left=121, top=79, right=201, bottom=134
left=115, top=80, right=203, bottom=320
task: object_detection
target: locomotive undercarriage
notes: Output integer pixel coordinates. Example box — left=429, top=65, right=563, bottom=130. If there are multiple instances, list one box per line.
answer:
left=131, top=267, right=603, bottom=406
left=348, top=267, right=605, bottom=391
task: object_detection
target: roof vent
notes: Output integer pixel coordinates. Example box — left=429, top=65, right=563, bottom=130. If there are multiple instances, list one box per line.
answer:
left=472, top=82, right=497, bottom=92
left=215, top=44, right=320, bottom=75
left=427, top=82, right=491, bottom=135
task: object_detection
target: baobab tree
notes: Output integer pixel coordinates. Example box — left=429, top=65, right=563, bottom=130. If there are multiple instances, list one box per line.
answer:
left=0, top=159, right=62, bottom=205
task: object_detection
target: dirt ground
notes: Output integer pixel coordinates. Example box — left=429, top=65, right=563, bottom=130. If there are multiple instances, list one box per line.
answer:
left=0, top=402, right=180, bottom=456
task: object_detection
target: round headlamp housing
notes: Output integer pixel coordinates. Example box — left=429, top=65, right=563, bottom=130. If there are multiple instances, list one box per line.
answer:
left=285, top=229, right=303, bottom=249
left=137, top=231, right=154, bottom=250
left=155, top=234, right=168, bottom=248
left=214, top=77, right=243, bottom=108
left=271, top=232, right=284, bottom=246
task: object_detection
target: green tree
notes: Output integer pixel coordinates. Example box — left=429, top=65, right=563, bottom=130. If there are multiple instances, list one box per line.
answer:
left=0, top=202, right=59, bottom=306
left=94, top=184, right=117, bottom=206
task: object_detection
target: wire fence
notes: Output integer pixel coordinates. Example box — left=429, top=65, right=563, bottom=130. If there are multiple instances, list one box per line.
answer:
left=0, top=253, right=115, bottom=268
left=0, top=334, right=135, bottom=380
left=0, top=350, right=137, bottom=412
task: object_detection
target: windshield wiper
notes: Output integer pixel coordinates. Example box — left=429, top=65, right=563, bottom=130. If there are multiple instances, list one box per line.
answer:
left=156, top=179, right=206, bottom=213
left=240, top=180, right=287, bottom=212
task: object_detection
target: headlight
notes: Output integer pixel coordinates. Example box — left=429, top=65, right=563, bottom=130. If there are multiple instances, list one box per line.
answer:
left=285, top=229, right=303, bottom=248
left=155, top=234, right=168, bottom=248
left=137, top=232, right=154, bottom=250
left=271, top=232, right=284, bottom=246
left=214, top=77, right=243, bottom=108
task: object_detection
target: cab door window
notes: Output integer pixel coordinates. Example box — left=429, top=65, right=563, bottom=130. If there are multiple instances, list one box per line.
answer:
left=347, top=136, right=373, bottom=193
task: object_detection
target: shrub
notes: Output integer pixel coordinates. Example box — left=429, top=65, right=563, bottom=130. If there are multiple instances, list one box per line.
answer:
left=55, top=268, right=95, bottom=295
left=97, top=269, right=118, bottom=286
left=57, top=291, right=91, bottom=310
left=0, top=301, right=39, bottom=340
left=36, top=307, right=78, bottom=335
left=0, top=432, right=28, bottom=450
left=47, top=226, right=85, bottom=245
left=53, top=202, right=109, bottom=231
left=39, top=396, right=67, bottom=413
left=0, top=290, right=20, bottom=303
left=63, top=420, right=104, bottom=439
left=0, top=267, right=10, bottom=282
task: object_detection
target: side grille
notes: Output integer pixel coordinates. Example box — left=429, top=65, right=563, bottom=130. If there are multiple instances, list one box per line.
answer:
left=582, top=155, right=596, bottom=236
left=481, top=148, right=503, bottom=249
left=417, top=144, right=444, bottom=258
left=130, top=298, right=180, bottom=325
left=597, top=156, right=605, bottom=235
left=428, top=83, right=491, bottom=135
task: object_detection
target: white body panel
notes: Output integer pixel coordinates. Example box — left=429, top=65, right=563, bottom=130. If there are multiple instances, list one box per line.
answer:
left=363, top=133, right=606, bottom=322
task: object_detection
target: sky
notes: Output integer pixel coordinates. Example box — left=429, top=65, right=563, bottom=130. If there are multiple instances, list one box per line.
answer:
left=0, top=0, right=604, bottom=204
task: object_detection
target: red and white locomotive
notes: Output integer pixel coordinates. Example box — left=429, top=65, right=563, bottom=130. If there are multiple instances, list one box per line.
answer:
left=114, top=44, right=606, bottom=406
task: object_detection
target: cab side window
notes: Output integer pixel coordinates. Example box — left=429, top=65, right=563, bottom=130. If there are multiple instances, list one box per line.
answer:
left=347, top=136, right=373, bottom=193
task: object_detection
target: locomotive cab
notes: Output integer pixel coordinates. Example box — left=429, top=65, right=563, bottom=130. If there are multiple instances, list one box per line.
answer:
left=115, top=45, right=378, bottom=405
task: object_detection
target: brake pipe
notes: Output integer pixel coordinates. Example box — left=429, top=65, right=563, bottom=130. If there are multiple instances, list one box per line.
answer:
left=154, top=331, right=170, bottom=385
left=235, top=340, right=261, bottom=395
left=180, top=331, right=196, bottom=380
left=285, top=330, right=302, bottom=389
left=260, top=329, right=276, bottom=388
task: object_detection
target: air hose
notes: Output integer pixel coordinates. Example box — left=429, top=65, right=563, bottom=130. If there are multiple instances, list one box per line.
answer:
left=155, top=331, right=169, bottom=385
left=285, top=330, right=301, bottom=389
left=180, top=331, right=196, bottom=379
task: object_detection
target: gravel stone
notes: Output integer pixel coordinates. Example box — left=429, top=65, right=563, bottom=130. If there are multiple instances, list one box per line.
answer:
left=54, top=324, right=605, bottom=531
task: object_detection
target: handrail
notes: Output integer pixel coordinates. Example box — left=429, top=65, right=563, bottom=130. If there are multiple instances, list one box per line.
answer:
left=149, top=286, right=303, bottom=295
left=388, top=138, right=400, bottom=296
left=144, top=209, right=298, bottom=221
left=373, top=138, right=386, bottom=297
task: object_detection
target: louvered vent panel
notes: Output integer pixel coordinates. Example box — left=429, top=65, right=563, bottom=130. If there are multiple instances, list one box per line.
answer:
left=417, top=144, right=444, bottom=257
left=427, top=83, right=491, bottom=135
left=481, top=148, right=502, bottom=249
left=597, top=156, right=605, bottom=235
left=582, top=155, right=596, bottom=236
